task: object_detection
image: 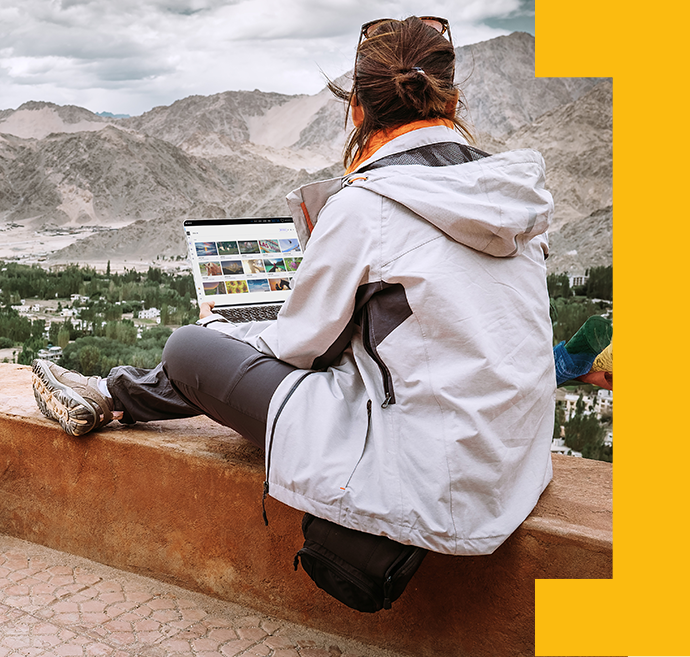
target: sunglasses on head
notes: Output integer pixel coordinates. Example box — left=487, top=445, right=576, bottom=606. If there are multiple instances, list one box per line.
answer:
left=352, top=16, right=453, bottom=90
left=359, top=16, right=452, bottom=44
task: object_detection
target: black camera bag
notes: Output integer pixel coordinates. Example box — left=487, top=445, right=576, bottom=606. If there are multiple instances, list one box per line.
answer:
left=294, top=513, right=427, bottom=613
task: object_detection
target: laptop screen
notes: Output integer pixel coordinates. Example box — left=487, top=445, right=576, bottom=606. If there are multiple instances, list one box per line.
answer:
left=184, top=217, right=303, bottom=308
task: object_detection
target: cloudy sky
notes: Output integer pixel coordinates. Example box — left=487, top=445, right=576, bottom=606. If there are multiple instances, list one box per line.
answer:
left=0, top=0, right=534, bottom=117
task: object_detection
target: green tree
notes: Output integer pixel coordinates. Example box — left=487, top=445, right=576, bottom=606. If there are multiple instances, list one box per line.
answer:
left=0, top=305, right=32, bottom=343
left=57, top=327, right=71, bottom=349
left=48, top=321, right=60, bottom=344
left=147, top=266, right=163, bottom=283
left=136, top=325, right=172, bottom=351
left=31, top=319, right=45, bottom=341
left=17, top=336, right=43, bottom=365
left=547, top=273, right=572, bottom=299
left=62, top=318, right=78, bottom=340
left=79, top=345, right=102, bottom=375
left=104, top=303, right=123, bottom=322
left=563, top=394, right=606, bottom=460
left=78, top=304, right=97, bottom=330
left=585, top=266, right=613, bottom=300
left=104, top=320, right=137, bottom=345
left=1, top=263, right=195, bottom=371
left=59, top=327, right=171, bottom=378
left=553, top=403, right=566, bottom=441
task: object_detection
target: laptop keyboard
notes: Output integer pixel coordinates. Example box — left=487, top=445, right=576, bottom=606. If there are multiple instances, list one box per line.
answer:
left=214, top=305, right=282, bottom=323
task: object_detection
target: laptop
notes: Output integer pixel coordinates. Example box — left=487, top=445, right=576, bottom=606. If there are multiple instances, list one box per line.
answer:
left=184, top=217, right=303, bottom=323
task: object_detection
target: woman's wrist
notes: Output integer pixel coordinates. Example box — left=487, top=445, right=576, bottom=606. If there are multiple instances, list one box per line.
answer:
left=196, top=314, right=228, bottom=326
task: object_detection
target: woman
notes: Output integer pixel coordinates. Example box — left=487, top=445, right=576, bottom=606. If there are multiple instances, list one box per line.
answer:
left=32, top=16, right=555, bottom=556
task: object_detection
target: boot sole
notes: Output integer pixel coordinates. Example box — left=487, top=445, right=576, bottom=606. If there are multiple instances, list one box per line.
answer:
left=32, top=360, right=98, bottom=437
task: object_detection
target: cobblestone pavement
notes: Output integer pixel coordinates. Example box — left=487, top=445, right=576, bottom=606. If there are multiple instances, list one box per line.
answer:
left=0, top=535, right=407, bottom=657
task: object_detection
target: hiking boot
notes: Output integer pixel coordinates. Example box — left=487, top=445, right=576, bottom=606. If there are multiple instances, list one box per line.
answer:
left=31, top=359, right=114, bottom=437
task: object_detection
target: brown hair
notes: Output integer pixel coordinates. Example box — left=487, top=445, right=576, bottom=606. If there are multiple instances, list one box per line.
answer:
left=329, top=16, right=474, bottom=169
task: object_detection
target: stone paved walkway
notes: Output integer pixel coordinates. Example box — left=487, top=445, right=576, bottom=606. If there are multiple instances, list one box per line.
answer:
left=0, top=535, right=406, bottom=657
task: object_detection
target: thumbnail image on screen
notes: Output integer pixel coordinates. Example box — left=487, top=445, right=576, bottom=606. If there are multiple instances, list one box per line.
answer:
left=196, top=242, right=218, bottom=257
left=225, top=280, right=249, bottom=294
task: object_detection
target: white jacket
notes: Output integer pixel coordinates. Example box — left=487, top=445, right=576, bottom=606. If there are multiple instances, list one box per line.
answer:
left=227, top=125, right=556, bottom=556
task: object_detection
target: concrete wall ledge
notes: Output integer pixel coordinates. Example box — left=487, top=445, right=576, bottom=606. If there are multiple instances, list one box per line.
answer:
left=0, top=364, right=612, bottom=657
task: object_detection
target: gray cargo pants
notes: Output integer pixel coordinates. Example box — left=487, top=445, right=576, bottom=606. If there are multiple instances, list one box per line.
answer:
left=106, top=324, right=297, bottom=450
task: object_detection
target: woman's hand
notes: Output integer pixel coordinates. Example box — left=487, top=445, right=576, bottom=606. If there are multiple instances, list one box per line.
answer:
left=199, top=300, right=215, bottom=319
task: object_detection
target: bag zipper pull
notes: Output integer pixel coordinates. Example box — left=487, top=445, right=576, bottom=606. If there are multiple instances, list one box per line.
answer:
left=381, top=394, right=392, bottom=409
left=383, top=575, right=393, bottom=609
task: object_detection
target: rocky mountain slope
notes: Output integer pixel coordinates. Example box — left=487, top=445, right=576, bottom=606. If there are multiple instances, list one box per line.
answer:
left=120, top=90, right=296, bottom=147
left=504, top=79, right=613, bottom=274
left=45, top=159, right=341, bottom=266
left=455, top=32, right=601, bottom=137
left=0, top=32, right=612, bottom=274
left=0, top=126, right=239, bottom=226
left=506, top=78, right=613, bottom=224
left=119, top=80, right=351, bottom=172
left=546, top=205, right=612, bottom=275
left=0, top=101, right=111, bottom=140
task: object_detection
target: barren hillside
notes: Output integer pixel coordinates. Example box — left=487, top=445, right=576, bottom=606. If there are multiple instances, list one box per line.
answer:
left=0, top=33, right=612, bottom=274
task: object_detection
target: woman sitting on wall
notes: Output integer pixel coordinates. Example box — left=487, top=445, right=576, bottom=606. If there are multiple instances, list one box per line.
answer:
left=32, top=16, right=555, bottom=556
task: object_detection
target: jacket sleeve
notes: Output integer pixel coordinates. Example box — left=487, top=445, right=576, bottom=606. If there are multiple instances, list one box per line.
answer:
left=223, top=188, right=379, bottom=370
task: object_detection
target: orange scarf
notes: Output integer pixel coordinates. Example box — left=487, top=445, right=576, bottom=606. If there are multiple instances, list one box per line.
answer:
left=345, top=118, right=454, bottom=174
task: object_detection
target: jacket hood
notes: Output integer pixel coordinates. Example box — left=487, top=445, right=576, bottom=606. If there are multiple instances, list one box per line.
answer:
left=344, top=127, right=553, bottom=257
left=287, top=126, right=553, bottom=258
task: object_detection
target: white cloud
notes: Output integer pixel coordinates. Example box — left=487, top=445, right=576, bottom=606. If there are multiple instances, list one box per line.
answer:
left=0, top=0, right=531, bottom=116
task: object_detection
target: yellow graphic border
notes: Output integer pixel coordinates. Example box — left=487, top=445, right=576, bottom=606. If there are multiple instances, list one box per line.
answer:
left=535, top=2, right=686, bottom=656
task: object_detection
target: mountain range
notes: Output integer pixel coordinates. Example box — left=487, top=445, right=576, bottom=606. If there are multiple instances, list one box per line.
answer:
left=0, top=32, right=611, bottom=275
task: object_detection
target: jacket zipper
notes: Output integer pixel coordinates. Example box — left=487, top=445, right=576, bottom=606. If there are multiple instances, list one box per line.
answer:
left=361, top=305, right=395, bottom=408
left=263, top=371, right=312, bottom=525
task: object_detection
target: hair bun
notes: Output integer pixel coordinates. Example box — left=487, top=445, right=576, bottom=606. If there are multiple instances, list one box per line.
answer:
left=393, top=67, right=431, bottom=110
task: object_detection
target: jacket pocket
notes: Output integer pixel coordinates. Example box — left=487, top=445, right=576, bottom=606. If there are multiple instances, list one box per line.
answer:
left=343, top=399, right=372, bottom=490
left=362, top=306, right=395, bottom=408
left=359, top=283, right=412, bottom=409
